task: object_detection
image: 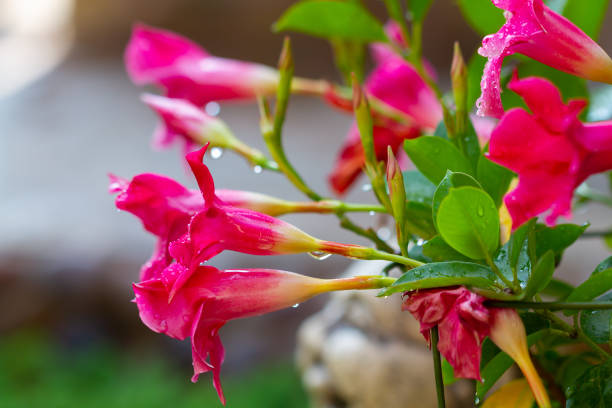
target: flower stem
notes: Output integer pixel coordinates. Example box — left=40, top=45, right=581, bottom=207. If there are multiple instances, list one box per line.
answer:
left=487, top=301, right=612, bottom=310
left=430, top=326, right=446, bottom=408
left=537, top=310, right=610, bottom=360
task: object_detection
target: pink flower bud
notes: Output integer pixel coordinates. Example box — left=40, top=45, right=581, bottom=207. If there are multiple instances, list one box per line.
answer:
left=477, top=0, right=612, bottom=118
left=125, top=24, right=279, bottom=106
left=141, top=94, right=238, bottom=151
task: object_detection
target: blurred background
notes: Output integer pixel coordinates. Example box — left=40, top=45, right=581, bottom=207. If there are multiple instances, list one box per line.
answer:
left=0, top=0, right=610, bottom=406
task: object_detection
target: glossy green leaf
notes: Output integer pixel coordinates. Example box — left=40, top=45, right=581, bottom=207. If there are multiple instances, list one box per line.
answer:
left=274, top=1, right=386, bottom=42
left=409, top=0, right=435, bottom=21
left=455, top=0, right=504, bottom=35
left=441, top=358, right=458, bottom=385
left=522, top=250, right=555, bottom=299
left=432, top=171, right=481, bottom=230
left=566, top=257, right=612, bottom=303
left=494, top=240, right=532, bottom=287
left=436, top=186, right=500, bottom=260
left=562, top=0, right=609, bottom=40
left=566, top=360, right=612, bottom=408
left=508, top=218, right=536, bottom=271
left=476, top=154, right=515, bottom=208
left=403, top=136, right=473, bottom=185
left=378, top=261, right=498, bottom=296
left=541, top=278, right=575, bottom=300
left=422, top=236, right=472, bottom=262
left=580, top=293, right=612, bottom=344
left=535, top=223, right=588, bottom=261
left=402, top=170, right=436, bottom=204
left=404, top=201, right=437, bottom=239
left=459, top=119, right=482, bottom=170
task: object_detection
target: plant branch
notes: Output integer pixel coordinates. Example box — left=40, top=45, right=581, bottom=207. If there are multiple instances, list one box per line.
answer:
left=430, top=326, right=446, bottom=408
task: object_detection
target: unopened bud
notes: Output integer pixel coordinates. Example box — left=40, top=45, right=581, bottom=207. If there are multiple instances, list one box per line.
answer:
left=451, top=42, right=468, bottom=135
left=489, top=309, right=551, bottom=408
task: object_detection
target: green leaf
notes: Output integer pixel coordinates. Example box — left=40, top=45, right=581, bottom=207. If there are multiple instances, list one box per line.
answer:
left=441, top=358, right=458, bottom=385
left=508, top=219, right=536, bottom=271
left=587, top=85, right=612, bottom=121
left=402, top=170, right=436, bottom=204
left=522, top=250, right=555, bottom=299
left=409, top=0, right=435, bottom=21
left=403, top=136, right=473, bottom=185
left=580, top=293, right=612, bottom=344
left=565, top=257, right=612, bottom=314
left=459, top=115, right=482, bottom=170
left=422, top=236, right=472, bottom=262
left=378, top=261, right=498, bottom=296
left=432, top=171, right=481, bottom=230
left=436, top=186, right=500, bottom=260
left=455, top=0, right=505, bottom=35
left=477, top=330, right=546, bottom=400
left=541, top=278, right=575, bottom=300
left=535, top=223, right=588, bottom=261
left=557, top=353, right=596, bottom=391
left=562, top=0, right=609, bottom=40
left=476, top=154, right=515, bottom=208
left=274, top=1, right=387, bottom=42
left=405, top=201, right=437, bottom=239
left=566, top=360, right=612, bottom=408
left=433, top=120, right=450, bottom=140
left=494, top=240, right=532, bottom=288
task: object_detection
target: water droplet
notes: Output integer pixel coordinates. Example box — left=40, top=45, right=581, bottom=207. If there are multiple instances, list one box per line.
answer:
left=477, top=206, right=484, bottom=217
left=292, top=303, right=300, bottom=308
left=308, top=251, right=332, bottom=260
left=377, top=227, right=391, bottom=241
left=416, top=239, right=424, bottom=246
left=368, top=211, right=376, bottom=216
left=361, top=184, right=372, bottom=192
left=210, top=147, right=223, bottom=159
left=252, top=165, right=263, bottom=174
left=205, top=101, right=221, bottom=116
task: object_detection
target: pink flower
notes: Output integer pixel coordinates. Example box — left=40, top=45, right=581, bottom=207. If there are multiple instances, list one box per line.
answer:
left=328, top=48, right=441, bottom=194
left=109, top=173, right=203, bottom=280
left=403, top=287, right=551, bottom=407
left=125, top=24, right=279, bottom=106
left=134, top=263, right=392, bottom=404
left=403, top=286, right=490, bottom=380
left=141, top=93, right=236, bottom=152
left=477, top=0, right=612, bottom=118
left=487, top=74, right=612, bottom=228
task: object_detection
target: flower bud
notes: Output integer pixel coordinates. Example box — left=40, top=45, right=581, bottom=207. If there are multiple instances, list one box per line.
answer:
left=489, top=309, right=551, bottom=408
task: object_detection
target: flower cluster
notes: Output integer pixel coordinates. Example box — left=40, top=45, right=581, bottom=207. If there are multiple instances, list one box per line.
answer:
left=111, top=1, right=612, bottom=406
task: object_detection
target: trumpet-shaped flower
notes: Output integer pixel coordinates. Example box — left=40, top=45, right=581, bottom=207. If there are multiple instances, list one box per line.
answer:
left=125, top=24, right=279, bottom=105
left=134, top=263, right=392, bottom=404
left=487, top=74, right=612, bottom=228
left=477, top=0, right=612, bottom=118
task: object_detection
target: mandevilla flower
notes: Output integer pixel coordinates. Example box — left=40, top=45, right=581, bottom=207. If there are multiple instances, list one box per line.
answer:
left=134, top=263, right=393, bottom=404
left=403, top=286, right=550, bottom=407
left=126, top=24, right=325, bottom=106
left=141, top=94, right=273, bottom=168
left=487, top=74, right=612, bottom=228
left=478, top=0, right=612, bottom=118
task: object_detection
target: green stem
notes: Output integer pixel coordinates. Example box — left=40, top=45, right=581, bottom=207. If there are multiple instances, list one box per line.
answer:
left=487, top=301, right=612, bottom=310
left=368, top=248, right=424, bottom=268
left=430, top=326, right=446, bottom=408
left=538, top=310, right=610, bottom=360
left=337, top=214, right=397, bottom=253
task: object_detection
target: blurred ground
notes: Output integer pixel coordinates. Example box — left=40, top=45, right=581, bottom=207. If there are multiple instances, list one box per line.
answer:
left=0, top=1, right=611, bottom=406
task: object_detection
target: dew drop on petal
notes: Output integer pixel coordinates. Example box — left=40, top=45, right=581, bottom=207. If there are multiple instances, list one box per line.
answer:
left=308, top=251, right=331, bottom=261
left=205, top=101, right=221, bottom=116
left=210, top=147, right=223, bottom=159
